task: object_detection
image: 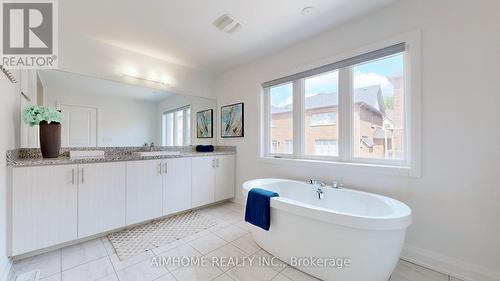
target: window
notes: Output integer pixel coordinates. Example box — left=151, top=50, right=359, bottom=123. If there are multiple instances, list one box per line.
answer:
left=315, top=140, right=338, bottom=156
left=269, top=83, right=293, bottom=154
left=284, top=140, right=293, bottom=154
left=263, top=42, right=412, bottom=167
left=311, top=112, right=337, bottom=126
left=353, top=54, right=405, bottom=160
left=162, top=106, right=191, bottom=146
left=305, top=71, right=338, bottom=156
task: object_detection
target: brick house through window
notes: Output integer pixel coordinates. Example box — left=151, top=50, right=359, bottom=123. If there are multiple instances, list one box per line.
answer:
left=270, top=74, right=404, bottom=158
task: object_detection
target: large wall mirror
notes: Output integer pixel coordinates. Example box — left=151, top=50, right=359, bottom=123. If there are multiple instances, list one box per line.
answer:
left=19, top=70, right=216, bottom=148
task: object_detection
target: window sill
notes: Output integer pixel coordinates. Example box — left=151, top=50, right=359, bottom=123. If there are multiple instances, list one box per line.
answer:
left=259, top=156, right=417, bottom=177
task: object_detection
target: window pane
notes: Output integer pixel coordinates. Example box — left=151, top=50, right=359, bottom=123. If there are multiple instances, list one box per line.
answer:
left=185, top=108, right=191, bottom=145
left=175, top=110, right=183, bottom=146
left=305, top=71, right=339, bottom=156
left=270, top=83, right=293, bottom=154
left=352, top=54, right=405, bottom=160
left=164, top=113, right=174, bottom=146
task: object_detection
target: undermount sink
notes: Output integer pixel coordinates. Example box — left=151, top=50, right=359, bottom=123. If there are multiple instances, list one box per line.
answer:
left=132, top=151, right=181, bottom=157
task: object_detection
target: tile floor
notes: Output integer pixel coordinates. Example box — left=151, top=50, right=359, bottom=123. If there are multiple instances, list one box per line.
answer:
left=9, top=202, right=463, bottom=281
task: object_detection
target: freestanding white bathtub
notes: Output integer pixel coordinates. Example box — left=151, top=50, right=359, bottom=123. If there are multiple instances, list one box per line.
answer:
left=242, top=178, right=412, bottom=281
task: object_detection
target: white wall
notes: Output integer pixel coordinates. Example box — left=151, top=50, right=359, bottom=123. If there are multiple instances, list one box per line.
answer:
left=157, top=95, right=217, bottom=145
left=0, top=71, right=20, bottom=279
left=44, top=90, right=157, bottom=147
left=215, top=1, right=500, bottom=280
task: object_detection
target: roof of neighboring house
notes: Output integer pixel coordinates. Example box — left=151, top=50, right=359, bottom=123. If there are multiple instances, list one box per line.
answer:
left=271, top=85, right=385, bottom=115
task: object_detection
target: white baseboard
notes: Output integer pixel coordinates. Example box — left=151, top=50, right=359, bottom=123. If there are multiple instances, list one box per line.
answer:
left=0, top=260, right=12, bottom=281
left=402, top=244, right=500, bottom=281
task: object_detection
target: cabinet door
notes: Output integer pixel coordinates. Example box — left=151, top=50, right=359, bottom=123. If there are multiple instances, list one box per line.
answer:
left=163, top=158, right=192, bottom=215
left=126, top=160, right=163, bottom=224
left=11, top=165, right=78, bottom=255
left=191, top=156, right=216, bottom=208
left=78, top=162, right=126, bottom=237
left=215, top=155, right=235, bottom=201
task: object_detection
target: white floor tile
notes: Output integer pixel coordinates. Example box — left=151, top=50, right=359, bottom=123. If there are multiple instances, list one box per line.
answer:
left=207, top=219, right=232, bottom=232
left=231, top=234, right=261, bottom=255
left=254, top=250, right=287, bottom=272
left=40, top=273, right=61, bottom=281
left=171, top=263, right=223, bottom=281
left=96, top=274, right=119, bottom=281
left=61, top=256, right=114, bottom=281
left=390, top=260, right=448, bottom=281
left=152, top=273, right=177, bottom=281
left=188, top=233, right=227, bottom=255
left=280, top=267, right=320, bottom=281
left=61, top=239, right=107, bottom=270
left=220, top=213, right=244, bottom=224
left=155, top=244, right=201, bottom=271
left=109, top=250, right=154, bottom=271
left=101, top=237, right=116, bottom=256
left=205, top=243, right=248, bottom=271
left=271, top=274, right=293, bottom=281
left=214, top=225, right=248, bottom=242
left=181, top=229, right=212, bottom=243
left=213, top=273, right=237, bottom=281
left=233, top=221, right=256, bottom=232
left=12, top=250, right=61, bottom=279
left=116, top=259, right=169, bottom=281
left=226, top=261, right=279, bottom=281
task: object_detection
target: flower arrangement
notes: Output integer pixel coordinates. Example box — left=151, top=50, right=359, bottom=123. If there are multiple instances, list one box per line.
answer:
left=22, top=105, right=64, bottom=127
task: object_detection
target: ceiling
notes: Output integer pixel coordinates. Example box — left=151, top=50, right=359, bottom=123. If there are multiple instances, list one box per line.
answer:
left=38, top=70, right=176, bottom=102
left=60, top=0, right=398, bottom=74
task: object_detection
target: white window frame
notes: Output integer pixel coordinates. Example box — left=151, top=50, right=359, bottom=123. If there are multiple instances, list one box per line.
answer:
left=260, top=31, right=422, bottom=177
left=162, top=105, right=191, bottom=146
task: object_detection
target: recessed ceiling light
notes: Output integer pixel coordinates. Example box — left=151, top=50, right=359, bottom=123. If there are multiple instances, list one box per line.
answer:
left=301, top=6, right=315, bottom=15
left=213, top=14, right=242, bottom=34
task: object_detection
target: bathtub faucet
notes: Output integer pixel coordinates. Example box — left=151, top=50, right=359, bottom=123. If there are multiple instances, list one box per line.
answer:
left=316, top=188, right=324, bottom=199
left=307, top=179, right=326, bottom=187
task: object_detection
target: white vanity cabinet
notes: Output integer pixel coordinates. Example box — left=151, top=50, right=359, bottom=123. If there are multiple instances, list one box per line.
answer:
left=126, top=160, right=164, bottom=225
left=9, top=153, right=234, bottom=256
left=215, top=155, right=235, bottom=201
left=191, top=155, right=235, bottom=207
left=163, top=158, right=192, bottom=215
left=11, top=165, right=78, bottom=256
left=191, top=156, right=216, bottom=207
left=77, top=162, right=126, bottom=237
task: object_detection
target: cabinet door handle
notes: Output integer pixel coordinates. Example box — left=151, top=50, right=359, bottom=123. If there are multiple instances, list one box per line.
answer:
left=212, top=159, right=215, bottom=168
left=158, top=163, right=162, bottom=175
left=81, top=168, right=84, bottom=184
left=72, top=168, right=75, bottom=185
left=164, top=162, right=168, bottom=174
left=216, top=159, right=219, bottom=168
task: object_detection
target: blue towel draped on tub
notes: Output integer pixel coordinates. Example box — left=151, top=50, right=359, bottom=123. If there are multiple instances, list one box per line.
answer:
left=245, top=188, right=279, bottom=231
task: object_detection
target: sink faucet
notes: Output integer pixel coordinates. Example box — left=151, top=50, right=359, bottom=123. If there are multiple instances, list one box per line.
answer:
left=149, top=142, right=155, bottom=152
left=307, top=179, right=326, bottom=187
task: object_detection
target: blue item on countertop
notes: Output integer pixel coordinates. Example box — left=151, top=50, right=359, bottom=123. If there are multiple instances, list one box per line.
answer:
left=196, top=145, right=215, bottom=152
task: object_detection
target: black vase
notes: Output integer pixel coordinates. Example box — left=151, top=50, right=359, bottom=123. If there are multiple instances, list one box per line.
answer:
left=39, top=121, right=61, bottom=158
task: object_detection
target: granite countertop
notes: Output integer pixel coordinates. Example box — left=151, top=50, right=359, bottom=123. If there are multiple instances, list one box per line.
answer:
left=7, top=146, right=236, bottom=167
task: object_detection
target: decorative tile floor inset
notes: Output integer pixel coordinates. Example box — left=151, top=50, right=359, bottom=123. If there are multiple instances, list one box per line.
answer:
left=108, top=211, right=217, bottom=260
